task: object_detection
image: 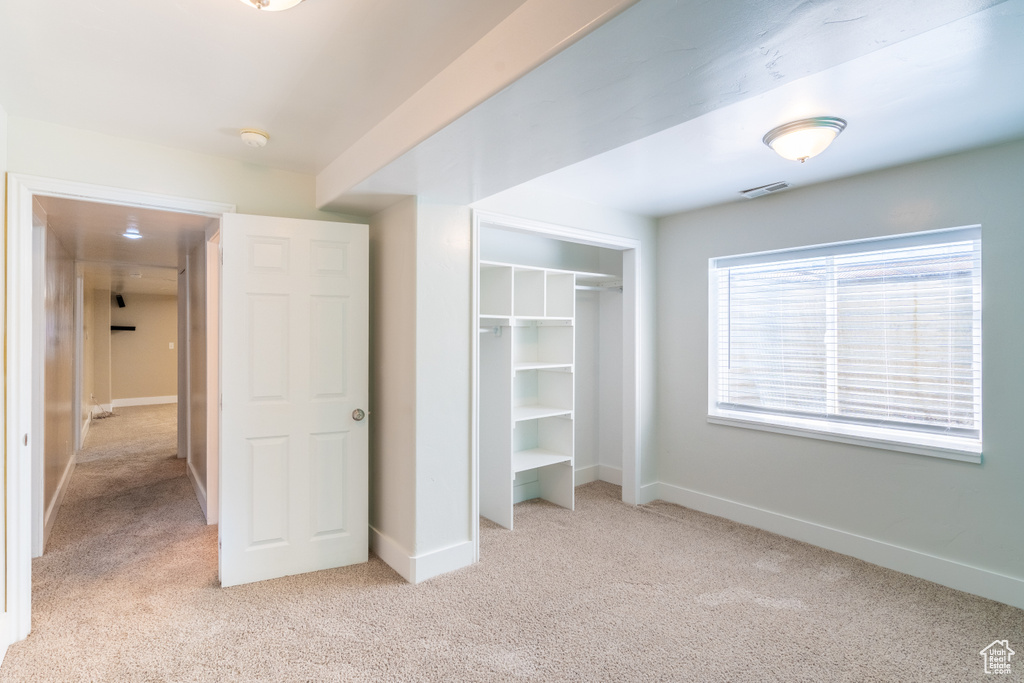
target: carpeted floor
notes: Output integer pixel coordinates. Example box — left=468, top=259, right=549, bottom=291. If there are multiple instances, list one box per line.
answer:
left=1, top=404, right=1020, bottom=682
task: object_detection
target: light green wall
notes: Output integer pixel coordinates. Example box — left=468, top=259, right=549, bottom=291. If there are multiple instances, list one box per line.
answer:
left=656, top=139, right=1024, bottom=584
left=7, top=117, right=359, bottom=222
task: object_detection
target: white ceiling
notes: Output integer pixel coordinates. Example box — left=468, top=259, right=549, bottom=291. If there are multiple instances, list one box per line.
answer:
left=4, top=0, right=1023, bottom=222
left=345, top=0, right=1024, bottom=217
left=0, top=0, right=528, bottom=174
left=509, top=0, right=1024, bottom=217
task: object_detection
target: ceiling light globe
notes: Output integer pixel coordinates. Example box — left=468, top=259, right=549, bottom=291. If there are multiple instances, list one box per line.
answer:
left=240, top=129, right=270, bottom=148
left=763, top=117, right=847, bottom=163
left=237, top=0, right=304, bottom=11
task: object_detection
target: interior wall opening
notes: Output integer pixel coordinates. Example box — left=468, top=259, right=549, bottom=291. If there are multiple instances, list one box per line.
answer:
left=473, top=213, right=641, bottom=547
left=29, top=195, right=219, bottom=558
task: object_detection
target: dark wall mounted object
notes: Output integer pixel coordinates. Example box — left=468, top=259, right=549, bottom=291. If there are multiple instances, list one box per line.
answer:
left=116, top=294, right=126, bottom=308
left=110, top=325, right=136, bottom=331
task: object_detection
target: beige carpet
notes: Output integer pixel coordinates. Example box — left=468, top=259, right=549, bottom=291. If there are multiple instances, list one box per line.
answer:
left=1, top=405, right=1020, bottom=682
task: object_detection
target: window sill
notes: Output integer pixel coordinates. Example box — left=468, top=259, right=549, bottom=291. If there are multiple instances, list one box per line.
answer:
left=706, top=411, right=982, bottom=464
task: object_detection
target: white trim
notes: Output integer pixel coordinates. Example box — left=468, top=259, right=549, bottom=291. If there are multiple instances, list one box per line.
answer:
left=369, top=526, right=475, bottom=584
left=186, top=460, right=209, bottom=521
left=92, top=403, right=113, bottom=416
left=638, top=481, right=659, bottom=505
left=575, top=464, right=600, bottom=485
left=5, top=173, right=237, bottom=646
left=575, top=464, right=623, bottom=486
left=412, top=540, right=476, bottom=584
left=40, top=456, right=76, bottom=555
left=205, top=232, right=221, bottom=525
left=80, top=414, right=92, bottom=446
left=598, top=464, right=623, bottom=486
left=111, top=395, right=177, bottom=408
left=474, top=211, right=642, bottom=250
left=370, top=526, right=414, bottom=581
left=712, top=224, right=981, bottom=269
left=30, top=203, right=45, bottom=567
left=707, top=413, right=981, bottom=463
left=470, top=218, right=480, bottom=563
left=648, top=482, right=1024, bottom=610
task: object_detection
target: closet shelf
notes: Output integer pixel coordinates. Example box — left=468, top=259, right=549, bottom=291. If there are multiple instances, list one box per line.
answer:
left=514, top=362, right=572, bottom=372
left=513, top=405, right=572, bottom=422
left=478, top=316, right=573, bottom=327
left=513, top=449, right=572, bottom=473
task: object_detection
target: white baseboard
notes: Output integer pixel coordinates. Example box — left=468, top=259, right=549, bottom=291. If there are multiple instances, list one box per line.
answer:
left=575, top=464, right=599, bottom=485
left=186, top=460, right=209, bottom=522
left=92, top=403, right=113, bottom=416
left=112, top=395, right=177, bottom=408
left=598, top=464, right=622, bottom=486
left=513, top=480, right=540, bottom=504
left=42, top=454, right=76, bottom=554
left=649, top=482, right=1024, bottom=610
left=80, top=414, right=91, bottom=445
left=576, top=464, right=623, bottom=486
left=638, top=481, right=660, bottom=504
left=370, top=526, right=475, bottom=584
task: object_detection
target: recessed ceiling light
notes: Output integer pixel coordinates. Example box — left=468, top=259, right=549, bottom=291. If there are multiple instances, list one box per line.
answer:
left=238, top=0, right=304, bottom=11
left=763, top=116, right=847, bottom=163
left=240, top=128, right=270, bottom=148
left=123, top=226, right=143, bottom=240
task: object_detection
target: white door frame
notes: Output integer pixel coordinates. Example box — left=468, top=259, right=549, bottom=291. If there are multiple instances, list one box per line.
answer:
left=4, top=173, right=234, bottom=646
left=470, top=210, right=643, bottom=561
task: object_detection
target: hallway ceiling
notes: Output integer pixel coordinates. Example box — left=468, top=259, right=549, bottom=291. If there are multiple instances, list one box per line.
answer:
left=39, top=196, right=214, bottom=294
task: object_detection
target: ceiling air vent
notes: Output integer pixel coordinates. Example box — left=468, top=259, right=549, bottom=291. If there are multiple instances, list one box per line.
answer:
left=740, top=181, right=790, bottom=199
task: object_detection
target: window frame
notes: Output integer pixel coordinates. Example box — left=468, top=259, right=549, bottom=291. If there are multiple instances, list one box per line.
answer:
left=707, top=226, right=982, bottom=464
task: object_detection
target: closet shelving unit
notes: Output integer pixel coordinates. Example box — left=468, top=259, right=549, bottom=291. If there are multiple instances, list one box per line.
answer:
left=479, top=260, right=620, bottom=529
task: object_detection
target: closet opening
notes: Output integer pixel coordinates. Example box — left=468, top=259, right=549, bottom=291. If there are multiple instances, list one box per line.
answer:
left=471, top=212, right=641, bottom=555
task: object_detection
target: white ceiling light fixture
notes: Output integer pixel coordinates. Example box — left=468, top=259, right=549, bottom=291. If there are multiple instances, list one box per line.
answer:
left=763, top=116, right=847, bottom=163
left=240, top=128, right=270, bottom=148
left=123, top=226, right=142, bottom=240
left=237, top=0, right=304, bottom=11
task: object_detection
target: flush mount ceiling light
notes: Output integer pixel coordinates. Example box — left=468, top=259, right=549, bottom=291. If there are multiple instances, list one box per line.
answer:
left=763, top=116, right=847, bottom=163
left=123, top=226, right=142, bottom=240
left=237, top=0, right=304, bottom=10
left=240, top=128, right=269, bottom=148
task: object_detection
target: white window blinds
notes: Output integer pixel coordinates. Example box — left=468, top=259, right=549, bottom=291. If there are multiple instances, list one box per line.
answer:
left=711, top=227, right=981, bottom=444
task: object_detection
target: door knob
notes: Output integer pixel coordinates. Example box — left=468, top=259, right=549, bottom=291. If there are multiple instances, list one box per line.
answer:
left=352, top=409, right=366, bottom=421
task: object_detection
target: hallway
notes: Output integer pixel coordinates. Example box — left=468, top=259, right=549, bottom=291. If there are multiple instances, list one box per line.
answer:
left=2, top=405, right=217, bottom=680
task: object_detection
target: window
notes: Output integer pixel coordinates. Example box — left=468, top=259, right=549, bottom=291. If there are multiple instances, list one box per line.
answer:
left=708, top=226, right=981, bottom=462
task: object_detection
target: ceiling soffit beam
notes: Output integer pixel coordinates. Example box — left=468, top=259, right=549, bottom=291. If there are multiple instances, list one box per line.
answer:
left=315, top=0, right=640, bottom=212
left=320, top=0, right=1009, bottom=216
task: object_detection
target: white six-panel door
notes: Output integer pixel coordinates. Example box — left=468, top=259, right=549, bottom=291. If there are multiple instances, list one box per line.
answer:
left=219, top=214, right=368, bottom=587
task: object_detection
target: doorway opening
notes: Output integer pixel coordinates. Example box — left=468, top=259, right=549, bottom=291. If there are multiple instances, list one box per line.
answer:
left=5, top=174, right=233, bottom=644
left=471, top=211, right=642, bottom=559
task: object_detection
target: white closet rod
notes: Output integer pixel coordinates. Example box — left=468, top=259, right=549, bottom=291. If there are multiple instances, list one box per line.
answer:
left=576, top=284, right=623, bottom=292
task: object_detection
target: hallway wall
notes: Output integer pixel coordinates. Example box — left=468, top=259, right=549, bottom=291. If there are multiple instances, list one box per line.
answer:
left=187, top=243, right=208, bottom=506
left=41, top=223, right=76, bottom=546
left=80, top=278, right=95, bottom=438
left=110, top=293, right=177, bottom=401
left=90, top=287, right=113, bottom=412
